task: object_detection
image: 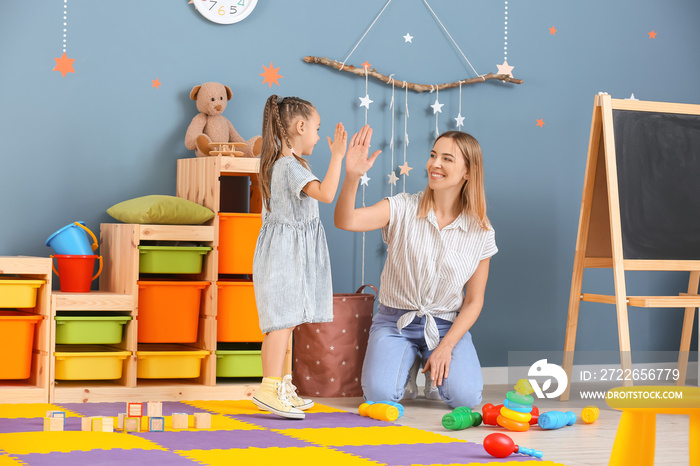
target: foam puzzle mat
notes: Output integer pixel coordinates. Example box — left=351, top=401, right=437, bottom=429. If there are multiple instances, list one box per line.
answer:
left=0, top=401, right=568, bottom=465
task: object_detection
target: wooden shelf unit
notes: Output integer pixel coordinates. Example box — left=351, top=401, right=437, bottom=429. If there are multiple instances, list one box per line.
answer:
left=0, top=256, right=52, bottom=402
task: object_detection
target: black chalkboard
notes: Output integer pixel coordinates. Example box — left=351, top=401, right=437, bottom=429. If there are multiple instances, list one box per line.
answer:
left=613, top=109, right=700, bottom=260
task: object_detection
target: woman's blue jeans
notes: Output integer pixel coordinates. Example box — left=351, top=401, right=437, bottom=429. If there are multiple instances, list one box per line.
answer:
left=361, top=304, right=483, bottom=409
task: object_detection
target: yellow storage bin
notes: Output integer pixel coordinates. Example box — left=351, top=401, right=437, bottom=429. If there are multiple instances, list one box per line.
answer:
left=0, top=278, right=45, bottom=308
left=136, top=344, right=209, bottom=379
left=54, top=345, right=131, bottom=380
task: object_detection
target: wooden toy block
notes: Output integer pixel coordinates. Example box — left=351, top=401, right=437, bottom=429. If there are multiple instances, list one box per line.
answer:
left=149, top=416, right=165, bottom=432
left=117, top=413, right=126, bottom=429
left=172, top=413, right=189, bottom=429
left=193, top=412, right=211, bottom=429
left=146, top=401, right=162, bottom=417
left=81, top=417, right=94, bottom=431
left=46, top=410, right=66, bottom=419
left=127, top=402, right=143, bottom=417
left=99, top=417, right=114, bottom=432
left=43, top=417, right=64, bottom=431
left=123, top=416, right=141, bottom=432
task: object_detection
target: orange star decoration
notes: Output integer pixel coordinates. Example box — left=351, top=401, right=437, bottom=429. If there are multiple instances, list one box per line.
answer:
left=53, top=52, right=75, bottom=77
left=549, top=26, right=557, bottom=35
left=361, top=61, right=371, bottom=70
left=260, top=62, right=283, bottom=88
left=536, top=119, right=545, bottom=128
left=152, top=79, right=161, bottom=89
left=648, top=30, right=657, bottom=39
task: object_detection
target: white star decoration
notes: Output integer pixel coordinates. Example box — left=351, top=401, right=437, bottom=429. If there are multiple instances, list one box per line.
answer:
left=626, top=93, right=639, bottom=100
left=330, top=346, right=335, bottom=351
left=455, top=113, right=465, bottom=129
left=388, top=171, right=399, bottom=186
left=360, top=173, right=370, bottom=186
left=403, top=33, right=413, bottom=43
left=431, top=99, right=444, bottom=114
left=496, top=60, right=514, bottom=77
left=399, top=162, right=412, bottom=176
left=359, top=94, right=373, bottom=109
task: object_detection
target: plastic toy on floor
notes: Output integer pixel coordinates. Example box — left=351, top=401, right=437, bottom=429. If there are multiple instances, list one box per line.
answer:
left=358, top=401, right=403, bottom=422
left=581, top=405, right=600, bottom=424
left=496, top=378, right=536, bottom=432
left=537, top=410, right=576, bottom=430
left=442, top=407, right=482, bottom=430
left=483, top=432, right=543, bottom=459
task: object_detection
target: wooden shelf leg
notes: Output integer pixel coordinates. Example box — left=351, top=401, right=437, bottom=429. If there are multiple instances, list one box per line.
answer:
left=677, top=271, right=699, bottom=386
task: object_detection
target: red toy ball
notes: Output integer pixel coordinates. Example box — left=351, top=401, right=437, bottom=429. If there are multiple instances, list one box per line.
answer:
left=483, top=433, right=517, bottom=458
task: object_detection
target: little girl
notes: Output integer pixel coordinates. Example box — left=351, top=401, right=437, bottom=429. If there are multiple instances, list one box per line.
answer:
left=252, top=95, right=347, bottom=419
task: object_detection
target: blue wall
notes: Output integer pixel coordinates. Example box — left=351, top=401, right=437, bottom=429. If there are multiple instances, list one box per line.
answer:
left=1, top=0, right=698, bottom=366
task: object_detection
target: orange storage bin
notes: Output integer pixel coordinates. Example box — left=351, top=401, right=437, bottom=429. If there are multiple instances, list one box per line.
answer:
left=0, top=311, right=43, bottom=379
left=217, top=280, right=263, bottom=342
left=218, top=213, right=262, bottom=274
left=137, top=281, right=208, bottom=343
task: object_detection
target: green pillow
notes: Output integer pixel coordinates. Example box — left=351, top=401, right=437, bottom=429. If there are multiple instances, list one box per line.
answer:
left=107, top=195, right=215, bottom=225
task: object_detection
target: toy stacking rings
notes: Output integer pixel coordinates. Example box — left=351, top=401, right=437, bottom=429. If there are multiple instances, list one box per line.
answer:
left=503, top=398, right=533, bottom=413
left=496, top=415, right=530, bottom=432
left=506, top=390, right=534, bottom=405
left=500, top=406, right=532, bottom=423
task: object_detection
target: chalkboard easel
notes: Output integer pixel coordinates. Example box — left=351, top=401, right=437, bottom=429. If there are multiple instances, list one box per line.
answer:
left=561, top=94, right=700, bottom=400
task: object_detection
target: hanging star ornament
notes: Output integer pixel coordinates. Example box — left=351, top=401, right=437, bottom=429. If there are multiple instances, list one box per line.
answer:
left=536, top=118, right=545, bottom=127
left=53, top=52, right=75, bottom=77
left=388, top=171, right=399, bottom=186
left=360, top=173, right=371, bottom=186
left=152, top=78, right=161, bottom=89
left=454, top=113, right=465, bottom=129
left=399, top=162, right=413, bottom=176
left=359, top=94, right=374, bottom=109
left=260, top=62, right=283, bottom=88
left=403, top=33, right=413, bottom=43
left=430, top=99, right=444, bottom=114
left=496, top=60, right=514, bottom=77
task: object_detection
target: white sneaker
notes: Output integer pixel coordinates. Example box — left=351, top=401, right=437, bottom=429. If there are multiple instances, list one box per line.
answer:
left=282, top=375, right=314, bottom=410
left=402, top=357, right=420, bottom=400
left=252, top=377, right=305, bottom=419
left=423, top=370, right=442, bottom=400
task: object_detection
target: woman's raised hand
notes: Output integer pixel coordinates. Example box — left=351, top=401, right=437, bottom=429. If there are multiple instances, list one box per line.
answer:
left=346, top=125, right=381, bottom=177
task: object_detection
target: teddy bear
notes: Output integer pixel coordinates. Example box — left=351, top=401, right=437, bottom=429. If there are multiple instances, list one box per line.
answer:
left=185, top=82, right=262, bottom=157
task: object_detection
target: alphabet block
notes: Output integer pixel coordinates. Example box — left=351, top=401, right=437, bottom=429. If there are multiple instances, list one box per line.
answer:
left=193, top=412, right=211, bottom=429
left=172, top=413, right=189, bottom=429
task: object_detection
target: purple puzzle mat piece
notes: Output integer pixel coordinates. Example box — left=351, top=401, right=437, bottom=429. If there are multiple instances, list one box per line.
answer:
left=135, top=428, right=312, bottom=450
left=0, top=417, right=84, bottom=433
left=231, top=411, right=394, bottom=429
left=56, top=401, right=205, bottom=417
left=336, top=441, right=541, bottom=465
left=13, top=448, right=201, bottom=466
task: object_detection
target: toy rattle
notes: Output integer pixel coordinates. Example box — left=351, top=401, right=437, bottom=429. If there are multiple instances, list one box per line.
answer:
left=442, top=407, right=482, bottom=430
left=483, top=432, right=543, bottom=459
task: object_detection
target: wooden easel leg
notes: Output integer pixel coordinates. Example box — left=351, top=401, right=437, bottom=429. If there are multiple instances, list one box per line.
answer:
left=561, top=260, right=584, bottom=401
left=613, top=274, right=633, bottom=386
left=677, top=271, right=699, bottom=386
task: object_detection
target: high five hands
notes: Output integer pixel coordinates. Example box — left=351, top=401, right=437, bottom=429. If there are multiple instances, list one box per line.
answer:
left=346, top=125, right=382, bottom=178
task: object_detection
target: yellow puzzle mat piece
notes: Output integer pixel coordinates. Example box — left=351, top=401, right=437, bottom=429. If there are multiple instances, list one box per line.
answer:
left=184, top=399, right=345, bottom=415
left=277, top=425, right=464, bottom=447
left=0, top=431, right=167, bottom=455
left=0, top=403, right=82, bottom=419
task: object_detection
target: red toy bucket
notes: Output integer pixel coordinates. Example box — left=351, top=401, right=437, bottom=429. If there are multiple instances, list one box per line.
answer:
left=51, top=255, right=103, bottom=292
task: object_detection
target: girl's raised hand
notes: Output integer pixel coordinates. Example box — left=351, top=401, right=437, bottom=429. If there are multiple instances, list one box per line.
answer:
left=327, top=122, right=348, bottom=160
left=346, top=125, right=382, bottom=177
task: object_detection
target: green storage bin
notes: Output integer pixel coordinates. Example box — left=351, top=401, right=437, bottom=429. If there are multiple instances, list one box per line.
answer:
left=138, top=246, right=212, bottom=274
left=216, top=350, right=262, bottom=377
left=55, top=316, right=131, bottom=344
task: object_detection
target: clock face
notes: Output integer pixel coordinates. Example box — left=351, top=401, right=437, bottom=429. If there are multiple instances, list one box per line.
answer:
left=194, top=0, right=258, bottom=25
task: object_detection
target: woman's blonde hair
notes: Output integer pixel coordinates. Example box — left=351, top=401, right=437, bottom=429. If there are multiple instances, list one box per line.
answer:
left=418, top=131, right=490, bottom=229
left=259, top=95, right=315, bottom=211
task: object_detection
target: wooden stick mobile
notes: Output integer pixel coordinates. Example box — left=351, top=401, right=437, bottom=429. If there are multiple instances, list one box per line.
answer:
left=304, top=0, right=522, bottom=285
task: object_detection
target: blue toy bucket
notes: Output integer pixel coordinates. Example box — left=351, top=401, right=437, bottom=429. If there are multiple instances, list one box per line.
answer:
left=45, top=222, right=99, bottom=255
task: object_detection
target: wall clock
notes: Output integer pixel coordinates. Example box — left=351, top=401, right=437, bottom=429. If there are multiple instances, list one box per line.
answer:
left=194, top=0, right=258, bottom=24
